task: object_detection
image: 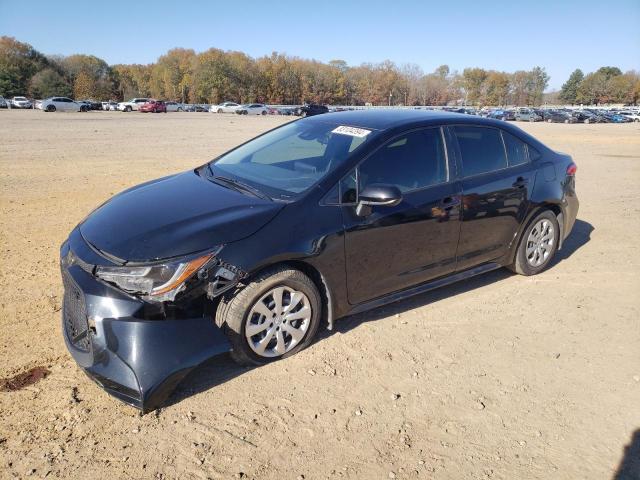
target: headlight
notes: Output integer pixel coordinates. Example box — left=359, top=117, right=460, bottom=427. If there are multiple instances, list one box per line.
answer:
left=95, top=251, right=218, bottom=302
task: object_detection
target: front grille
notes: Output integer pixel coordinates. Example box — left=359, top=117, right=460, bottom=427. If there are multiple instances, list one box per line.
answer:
left=62, top=271, right=90, bottom=352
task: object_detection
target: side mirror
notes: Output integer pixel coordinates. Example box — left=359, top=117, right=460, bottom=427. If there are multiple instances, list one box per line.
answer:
left=356, top=184, right=402, bottom=217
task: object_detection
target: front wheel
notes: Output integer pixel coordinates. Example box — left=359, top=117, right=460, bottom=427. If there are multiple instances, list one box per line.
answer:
left=46, top=105, right=56, bottom=112
left=125, top=106, right=132, bottom=112
left=509, top=210, right=559, bottom=276
left=216, top=267, right=321, bottom=366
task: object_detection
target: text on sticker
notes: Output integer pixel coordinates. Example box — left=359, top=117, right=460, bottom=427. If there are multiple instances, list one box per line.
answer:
left=332, top=126, right=371, bottom=138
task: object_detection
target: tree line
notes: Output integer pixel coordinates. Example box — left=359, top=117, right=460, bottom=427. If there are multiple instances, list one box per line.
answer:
left=1, top=36, right=638, bottom=106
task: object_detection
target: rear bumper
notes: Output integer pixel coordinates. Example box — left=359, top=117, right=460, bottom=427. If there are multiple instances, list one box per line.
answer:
left=60, top=231, right=231, bottom=412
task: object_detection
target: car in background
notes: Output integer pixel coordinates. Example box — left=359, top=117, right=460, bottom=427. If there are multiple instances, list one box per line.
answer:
left=542, top=110, right=576, bottom=123
left=235, top=103, right=268, bottom=115
left=486, top=109, right=514, bottom=121
left=11, top=96, right=33, bottom=109
left=139, top=99, right=167, bottom=113
left=210, top=101, right=240, bottom=113
left=165, top=101, right=184, bottom=112
left=102, top=101, right=118, bottom=111
left=515, top=108, right=542, bottom=122
left=277, top=107, right=295, bottom=115
left=78, top=100, right=102, bottom=110
left=118, top=98, right=150, bottom=112
left=0, top=96, right=8, bottom=108
left=620, top=111, right=640, bottom=122
left=600, top=112, right=632, bottom=123
left=295, top=104, right=329, bottom=117
left=39, top=97, right=88, bottom=112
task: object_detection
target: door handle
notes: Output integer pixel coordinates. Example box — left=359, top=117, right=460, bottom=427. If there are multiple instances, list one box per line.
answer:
left=512, top=177, right=529, bottom=188
left=440, top=196, right=461, bottom=209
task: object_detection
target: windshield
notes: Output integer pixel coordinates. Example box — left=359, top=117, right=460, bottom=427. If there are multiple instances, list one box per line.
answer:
left=209, top=120, right=374, bottom=199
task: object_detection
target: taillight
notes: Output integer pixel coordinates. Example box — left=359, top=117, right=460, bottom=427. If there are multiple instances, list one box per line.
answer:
left=566, top=163, right=577, bottom=176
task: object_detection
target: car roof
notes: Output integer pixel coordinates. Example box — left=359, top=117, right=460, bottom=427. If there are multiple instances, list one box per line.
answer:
left=304, top=109, right=498, bottom=130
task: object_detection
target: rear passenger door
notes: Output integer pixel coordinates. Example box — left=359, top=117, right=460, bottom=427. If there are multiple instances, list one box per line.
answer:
left=450, top=125, right=535, bottom=270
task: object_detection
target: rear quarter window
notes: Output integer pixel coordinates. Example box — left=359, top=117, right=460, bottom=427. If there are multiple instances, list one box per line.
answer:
left=501, top=131, right=529, bottom=166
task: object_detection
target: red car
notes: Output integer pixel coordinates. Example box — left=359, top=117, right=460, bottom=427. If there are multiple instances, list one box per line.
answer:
left=139, top=100, right=167, bottom=113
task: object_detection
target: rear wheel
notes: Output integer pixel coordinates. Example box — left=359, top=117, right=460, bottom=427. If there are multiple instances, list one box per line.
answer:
left=509, top=210, right=559, bottom=276
left=216, top=266, right=321, bottom=366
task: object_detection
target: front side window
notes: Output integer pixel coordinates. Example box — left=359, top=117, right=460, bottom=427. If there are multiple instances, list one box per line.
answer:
left=211, top=121, right=373, bottom=198
left=453, top=126, right=507, bottom=177
left=358, top=128, right=447, bottom=193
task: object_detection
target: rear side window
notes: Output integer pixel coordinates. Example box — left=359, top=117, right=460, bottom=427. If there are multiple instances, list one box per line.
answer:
left=501, top=131, right=529, bottom=166
left=453, top=126, right=507, bottom=177
left=359, top=128, right=447, bottom=193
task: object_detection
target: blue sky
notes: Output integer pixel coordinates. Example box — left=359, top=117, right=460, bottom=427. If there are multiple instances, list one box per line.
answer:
left=1, top=0, right=638, bottom=90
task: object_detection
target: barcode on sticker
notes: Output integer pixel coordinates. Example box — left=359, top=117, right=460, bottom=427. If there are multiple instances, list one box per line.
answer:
left=332, top=126, right=371, bottom=138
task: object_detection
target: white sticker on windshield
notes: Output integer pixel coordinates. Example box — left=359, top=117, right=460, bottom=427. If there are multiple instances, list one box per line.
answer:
left=332, top=125, right=371, bottom=138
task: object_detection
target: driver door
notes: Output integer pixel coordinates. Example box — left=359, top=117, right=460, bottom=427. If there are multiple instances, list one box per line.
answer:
left=342, top=127, right=462, bottom=305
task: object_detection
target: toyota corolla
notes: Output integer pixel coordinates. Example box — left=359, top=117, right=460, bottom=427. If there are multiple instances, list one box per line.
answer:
left=60, top=110, right=579, bottom=411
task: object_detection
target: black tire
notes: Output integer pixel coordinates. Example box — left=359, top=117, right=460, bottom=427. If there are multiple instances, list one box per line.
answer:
left=177, top=107, right=183, bottom=112
left=125, top=106, right=132, bottom=112
left=509, top=210, right=560, bottom=276
left=217, top=108, right=223, bottom=113
left=46, top=105, right=56, bottom=112
left=547, top=118, right=553, bottom=123
left=216, top=266, right=322, bottom=366
left=80, top=105, right=88, bottom=112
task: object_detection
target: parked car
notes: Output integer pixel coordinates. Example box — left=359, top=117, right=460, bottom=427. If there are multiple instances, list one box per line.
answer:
left=515, top=108, right=542, bottom=122
left=39, top=97, right=88, bottom=112
left=78, top=99, right=102, bottom=110
left=235, top=103, right=268, bottom=115
left=117, top=98, right=150, bottom=112
left=60, top=110, right=579, bottom=411
left=165, top=101, right=184, bottom=112
left=487, top=109, right=510, bottom=120
left=0, top=96, right=8, bottom=108
left=295, top=104, right=329, bottom=117
left=600, top=112, right=632, bottom=123
left=11, top=96, right=32, bottom=109
left=139, top=99, right=167, bottom=113
left=210, top=101, right=240, bottom=113
left=542, top=110, right=576, bottom=123
left=620, top=112, right=640, bottom=122
left=102, top=101, right=118, bottom=111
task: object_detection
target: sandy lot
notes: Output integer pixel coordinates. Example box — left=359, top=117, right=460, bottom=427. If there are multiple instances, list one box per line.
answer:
left=0, top=110, right=639, bottom=480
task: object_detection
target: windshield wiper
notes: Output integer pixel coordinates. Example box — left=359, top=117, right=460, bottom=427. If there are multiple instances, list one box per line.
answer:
left=209, top=173, right=271, bottom=201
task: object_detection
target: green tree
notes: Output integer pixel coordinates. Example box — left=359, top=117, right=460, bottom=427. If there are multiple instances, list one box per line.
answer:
left=28, top=68, right=72, bottom=98
left=559, top=69, right=584, bottom=104
left=0, top=36, right=50, bottom=96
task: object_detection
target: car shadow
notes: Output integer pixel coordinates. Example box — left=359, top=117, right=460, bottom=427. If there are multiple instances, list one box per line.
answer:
left=167, top=218, right=593, bottom=409
left=614, top=429, right=640, bottom=480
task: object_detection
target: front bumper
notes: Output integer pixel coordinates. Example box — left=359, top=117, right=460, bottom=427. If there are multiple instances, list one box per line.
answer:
left=60, top=229, right=231, bottom=412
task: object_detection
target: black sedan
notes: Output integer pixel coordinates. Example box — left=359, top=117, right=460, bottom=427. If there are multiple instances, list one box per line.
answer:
left=542, top=110, right=577, bottom=123
left=295, top=103, right=329, bottom=117
left=60, top=110, right=579, bottom=411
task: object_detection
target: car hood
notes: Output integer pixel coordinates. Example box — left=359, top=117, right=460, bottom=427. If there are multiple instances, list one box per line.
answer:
left=80, top=170, right=284, bottom=262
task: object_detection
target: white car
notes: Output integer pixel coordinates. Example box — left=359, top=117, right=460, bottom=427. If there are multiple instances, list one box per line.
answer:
left=235, top=103, right=268, bottom=115
left=165, top=101, right=185, bottom=112
left=621, top=112, right=640, bottom=122
left=210, top=101, right=240, bottom=113
left=11, top=96, right=32, bottom=109
left=39, top=97, right=87, bottom=112
left=117, top=98, right=149, bottom=112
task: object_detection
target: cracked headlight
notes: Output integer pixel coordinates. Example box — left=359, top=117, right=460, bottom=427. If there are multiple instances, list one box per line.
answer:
left=95, top=251, right=217, bottom=302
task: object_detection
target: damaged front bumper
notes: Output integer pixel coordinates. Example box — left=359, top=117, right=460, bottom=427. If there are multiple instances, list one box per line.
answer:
left=60, top=228, right=232, bottom=412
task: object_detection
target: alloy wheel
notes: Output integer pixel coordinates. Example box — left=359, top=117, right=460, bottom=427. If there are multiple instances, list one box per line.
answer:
left=245, top=286, right=312, bottom=358
left=526, top=219, right=555, bottom=267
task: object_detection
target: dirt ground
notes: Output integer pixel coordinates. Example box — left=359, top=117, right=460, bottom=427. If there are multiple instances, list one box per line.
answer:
left=0, top=110, right=638, bottom=480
